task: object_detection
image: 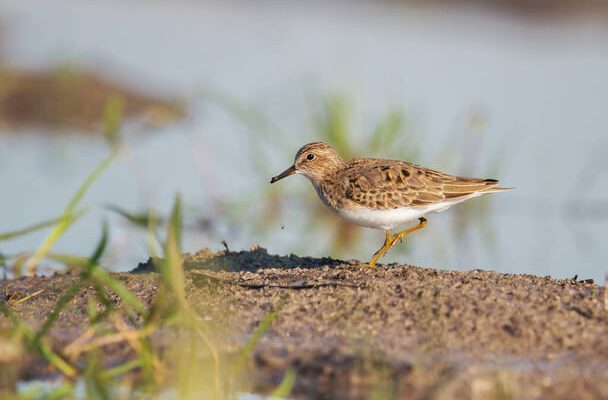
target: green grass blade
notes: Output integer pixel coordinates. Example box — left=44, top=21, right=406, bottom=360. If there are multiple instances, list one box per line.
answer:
left=159, top=194, right=185, bottom=306
left=66, top=154, right=116, bottom=214
left=37, top=341, right=78, bottom=377
left=87, top=220, right=109, bottom=269
left=25, top=154, right=115, bottom=273
left=34, top=278, right=86, bottom=341
left=89, top=269, right=147, bottom=316
left=168, top=194, right=182, bottom=250
left=103, top=94, right=125, bottom=148
left=0, top=301, right=77, bottom=378
left=106, top=203, right=163, bottom=256
left=84, top=349, right=110, bottom=400
left=105, top=204, right=159, bottom=228
left=99, top=359, right=142, bottom=380
left=269, top=368, right=297, bottom=398
left=146, top=208, right=162, bottom=259
left=35, top=222, right=109, bottom=340
left=0, top=297, right=21, bottom=325
left=135, top=337, right=158, bottom=390
left=0, top=209, right=86, bottom=242
left=46, top=252, right=90, bottom=268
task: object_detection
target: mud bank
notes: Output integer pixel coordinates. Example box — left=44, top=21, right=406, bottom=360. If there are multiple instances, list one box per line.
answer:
left=2, top=248, right=607, bottom=399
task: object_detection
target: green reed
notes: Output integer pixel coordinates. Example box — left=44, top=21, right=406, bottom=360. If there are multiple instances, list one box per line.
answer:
left=0, top=96, right=291, bottom=399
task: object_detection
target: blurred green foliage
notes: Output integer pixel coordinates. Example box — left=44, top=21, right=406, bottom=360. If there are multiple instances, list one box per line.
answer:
left=0, top=99, right=291, bottom=400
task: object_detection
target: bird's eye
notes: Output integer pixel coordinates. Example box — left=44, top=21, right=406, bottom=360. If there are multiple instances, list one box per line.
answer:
left=306, top=153, right=315, bottom=161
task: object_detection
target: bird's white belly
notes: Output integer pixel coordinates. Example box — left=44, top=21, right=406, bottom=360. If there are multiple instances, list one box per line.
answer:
left=336, top=199, right=468, bottom=231
left=310, top=175, right=484, bottom=231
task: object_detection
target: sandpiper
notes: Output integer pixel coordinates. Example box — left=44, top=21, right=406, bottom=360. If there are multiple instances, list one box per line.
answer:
left=270, top=142, right=510, bottom=267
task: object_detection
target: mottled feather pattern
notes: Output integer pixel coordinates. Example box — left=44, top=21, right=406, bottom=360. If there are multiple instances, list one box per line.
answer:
left=318, top=158, right=505, bottom=211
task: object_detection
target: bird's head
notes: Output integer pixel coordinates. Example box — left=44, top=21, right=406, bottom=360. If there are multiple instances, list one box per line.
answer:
left=270, top=142, right=344, bottom=184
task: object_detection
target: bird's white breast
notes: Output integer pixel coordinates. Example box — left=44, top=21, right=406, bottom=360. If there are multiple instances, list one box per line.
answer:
left=305, top=172, right=484, bottom=231
left=336, top=197, right=474, bottom=231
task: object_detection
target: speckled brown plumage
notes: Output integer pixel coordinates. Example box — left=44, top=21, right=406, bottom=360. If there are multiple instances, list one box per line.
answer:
left=270, top=141, right=510, bottom=267
left=318, top=157, right=505, bottom=211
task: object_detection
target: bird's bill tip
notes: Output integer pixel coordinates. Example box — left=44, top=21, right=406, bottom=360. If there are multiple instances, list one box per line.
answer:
left=270, top=165, right=296, bottom=183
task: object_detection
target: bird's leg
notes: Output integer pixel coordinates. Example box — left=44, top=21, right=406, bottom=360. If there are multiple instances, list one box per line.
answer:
left=368, top=231, right=393, bottom=268
left=367, top=218, right=428, bottom=267
left=385, top=217, right=428, bottom=253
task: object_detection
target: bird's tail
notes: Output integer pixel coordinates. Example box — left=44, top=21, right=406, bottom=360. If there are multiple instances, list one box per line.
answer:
left=483, top=186, right=513, bottom=193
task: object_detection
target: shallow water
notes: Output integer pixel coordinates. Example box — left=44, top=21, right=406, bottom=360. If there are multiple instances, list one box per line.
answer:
left=1, top=1, right=607, bottom=281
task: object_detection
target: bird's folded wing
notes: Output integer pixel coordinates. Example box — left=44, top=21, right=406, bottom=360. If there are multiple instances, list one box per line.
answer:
left=338, top=159, right=503, bottom=210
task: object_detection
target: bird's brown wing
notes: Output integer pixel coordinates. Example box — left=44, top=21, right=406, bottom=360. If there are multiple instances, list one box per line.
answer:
left=335, top=158, right=504, bottom=210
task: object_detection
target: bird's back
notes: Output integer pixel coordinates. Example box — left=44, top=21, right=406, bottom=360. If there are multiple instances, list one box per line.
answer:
left=321, top=157, right=507, bottom=212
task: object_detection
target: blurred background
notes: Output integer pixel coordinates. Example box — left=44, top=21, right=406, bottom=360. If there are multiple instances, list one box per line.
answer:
left=1, top=0, right=607, bottom=281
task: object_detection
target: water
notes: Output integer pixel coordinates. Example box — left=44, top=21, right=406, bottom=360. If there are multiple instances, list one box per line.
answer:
left=1, top=0, right=607, bottom=281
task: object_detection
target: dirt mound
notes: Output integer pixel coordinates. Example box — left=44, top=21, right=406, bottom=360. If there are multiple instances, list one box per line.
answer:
left=2, top=248, right=607, bottom=399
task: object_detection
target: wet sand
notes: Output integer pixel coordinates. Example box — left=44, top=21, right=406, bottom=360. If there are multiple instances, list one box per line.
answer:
left=2, top=247, right=607, bottom=399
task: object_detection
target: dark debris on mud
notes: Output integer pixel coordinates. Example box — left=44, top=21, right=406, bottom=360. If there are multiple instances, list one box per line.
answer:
left=132, top=246, right=344, bottom=273
left=2, top=247, right=608, bottom=399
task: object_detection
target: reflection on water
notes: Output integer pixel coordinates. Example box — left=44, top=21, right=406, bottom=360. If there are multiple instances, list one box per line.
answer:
left=1, top=1, right=607, bottom=281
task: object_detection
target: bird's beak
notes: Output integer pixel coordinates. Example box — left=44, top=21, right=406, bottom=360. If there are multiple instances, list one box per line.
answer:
left=270, top=165, right=296, bottom=183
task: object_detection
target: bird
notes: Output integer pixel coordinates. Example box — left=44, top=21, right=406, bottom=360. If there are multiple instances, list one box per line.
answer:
left=270, top=141, right=510, bottom=267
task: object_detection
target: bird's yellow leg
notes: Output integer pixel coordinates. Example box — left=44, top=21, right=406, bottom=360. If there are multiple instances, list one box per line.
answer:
left=386, top=217, right=428, bottom=253
left=367, top=231, right=393, bottom=268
